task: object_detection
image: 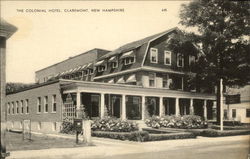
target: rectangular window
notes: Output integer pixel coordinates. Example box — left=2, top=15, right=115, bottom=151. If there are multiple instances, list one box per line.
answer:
left=164, top=51, right=171, bottom=65
left=52, top=95, right=57, bottom=113
left=88, top=69, right=94, bottom=75
left=44, top=96, right=48, bottom=113
left=16, top=101, right=19, bottom=114
left=20, top=100, right=24, bottom=114
left=37, top=97, right=41, bottom=113
left=149, top=73, right=156, bottom=87
left=177, top=53, right=184, bottom=67
left=112, top=62, right=118, bottom=68
left=246, top=109, right=250, bottom=118
left=162, top=74, right=169, bottom=88
left=124, top=56, right=135, bottom=65
left=150, top=48, right=158, bottom=63
left=26, top=99, right=29, bottom=114
left=189, top=55, right=196, bottom=65
left=232, top=109, right=236, bottom=118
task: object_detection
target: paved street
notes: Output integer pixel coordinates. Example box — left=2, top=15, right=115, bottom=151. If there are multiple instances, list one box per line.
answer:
left=8, top=135, right=250, bottom=159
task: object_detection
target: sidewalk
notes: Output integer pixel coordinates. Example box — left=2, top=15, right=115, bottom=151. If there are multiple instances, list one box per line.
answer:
left=8, top=133, right=250, bottom=159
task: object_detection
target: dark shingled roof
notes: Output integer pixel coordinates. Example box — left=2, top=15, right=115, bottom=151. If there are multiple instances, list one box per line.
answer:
left=99, top=27, right=178, bottom=60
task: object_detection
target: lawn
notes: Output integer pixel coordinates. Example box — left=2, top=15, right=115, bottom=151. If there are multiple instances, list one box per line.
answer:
left=5, top=131, right=88, bottom=151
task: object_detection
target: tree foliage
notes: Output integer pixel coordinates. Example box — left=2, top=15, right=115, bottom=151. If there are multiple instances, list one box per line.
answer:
left=179, top=0, right=250, bottom=88
left=6, top=82, right=35, bottom=94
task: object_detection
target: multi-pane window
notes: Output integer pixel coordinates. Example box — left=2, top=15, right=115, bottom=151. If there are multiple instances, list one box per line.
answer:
left=246, top=109, right=250, bottom=117
left=88, top=69, right=94, bottom=75
left=52, top=95, right=57, bottom=113
left=177, top=53, right=184, bottom=67
left=149, top=73, right=156, bottom=87
left=16, top=101, right=19, bottom=114
left=37, top=97, right=41, bottom=113
left=26, top=99, right=29, bottom=114
left=150, top=48, right=158, bottom=63
left=164, top=51, right=171, bottom=65
left=232, top=109, right=236, bottom=118
left=124, top=56, right=135, bottom=65
left=20, top=100, right=24, bottom=114
left=44, top=96, right=48, bottom=113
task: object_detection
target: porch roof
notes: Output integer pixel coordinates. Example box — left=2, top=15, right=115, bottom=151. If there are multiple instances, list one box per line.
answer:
left=59, top=79, right=216, bottom=100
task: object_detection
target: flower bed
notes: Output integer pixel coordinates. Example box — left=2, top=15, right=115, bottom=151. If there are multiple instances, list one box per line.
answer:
left=91, top=117, right=139, bottom=132
left=145, top=115, right=207, bottom=129
left=92, top=131, right=196, bottom=142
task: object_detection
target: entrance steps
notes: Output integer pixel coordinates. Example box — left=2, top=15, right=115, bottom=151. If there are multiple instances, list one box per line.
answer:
left=136, top=120, right=149, bottom=130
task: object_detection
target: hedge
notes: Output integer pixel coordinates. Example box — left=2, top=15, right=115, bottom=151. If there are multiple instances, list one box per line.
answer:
left=92, top=131, right=196, bottom=142
left=209, top=125, right=250, bottom=130
left=202, top=129, right=250, bottom=137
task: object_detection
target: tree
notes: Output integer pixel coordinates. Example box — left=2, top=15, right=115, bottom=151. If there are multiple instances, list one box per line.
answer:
left=179, top=0, right=250, bottom=122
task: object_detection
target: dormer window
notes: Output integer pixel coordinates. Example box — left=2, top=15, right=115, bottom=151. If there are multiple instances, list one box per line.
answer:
left=97, top=66, right=106, bottom=72
left=108, top=56, right=118, bottom=68
left=150, top=48, right=158, bottom=63
left=88, top=69, right=94, bottom=75
left=120, top=50, right=136, bottom=65
left=189, top=55, right=196, bottom=65
left=177, top=53, right=184, bottom=67
left=112, top=62, right=118, bottom=68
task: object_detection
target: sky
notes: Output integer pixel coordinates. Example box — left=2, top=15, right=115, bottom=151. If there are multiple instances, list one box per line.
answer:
left=1, top=1, right=189, bottom=83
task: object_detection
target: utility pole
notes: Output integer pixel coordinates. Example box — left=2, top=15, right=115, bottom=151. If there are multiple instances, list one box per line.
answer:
left=220, top=78, right=224, bottom=131
left=0, top=18, right=17, bottom=159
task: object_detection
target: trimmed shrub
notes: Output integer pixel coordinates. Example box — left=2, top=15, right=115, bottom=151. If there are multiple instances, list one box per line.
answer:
left=145, top=115, right=207, bottom=129
left=148, top=132, right=196, bottom=141
left=92, top=131, right=194, bottom=142
left=209, top=125, right=250, bottom=130
left=91, top=117, right=138, bottom=132
left=60, top=119, right=75, bottom=134
left=202, top=129, right=250, bottom=137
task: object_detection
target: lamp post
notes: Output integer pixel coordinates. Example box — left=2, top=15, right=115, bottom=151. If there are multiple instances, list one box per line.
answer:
left=0, top=18, right=17, bottom=159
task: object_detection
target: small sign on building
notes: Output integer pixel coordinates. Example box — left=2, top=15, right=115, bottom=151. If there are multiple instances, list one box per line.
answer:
left=225, top=94, right=241, bottom=104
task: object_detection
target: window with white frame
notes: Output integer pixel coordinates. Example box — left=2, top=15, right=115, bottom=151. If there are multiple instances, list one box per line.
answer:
left=83, top=70, right=88, bottom=76
left=149, top=73, right=156, bottom=87
left=189, top=55, right=196, bottom=65
left=177, top=53, right=184, bottom=67
left=164, top=51, right=171, bottom=65
left=16, top=101, right=19, bottom=114
left=37, top=97, right=41, bottom=113
left=150, top=48, right=158, bottom=63
left=44, top=96, right=48, bottom=113
left=124, top=56, right=135, bottom=65
left=88, top=69, right=94, bottom=74
left=52, top=95, right=57, bottom=113
left=112, top=61, right=118, bottom=68
left=26, top=99, right=29, bottom=114
left=20, top=100, right=24, bottom=114
left=162, top=74, right=169, bottom=88
left=232, top=109, right=236, bottom=118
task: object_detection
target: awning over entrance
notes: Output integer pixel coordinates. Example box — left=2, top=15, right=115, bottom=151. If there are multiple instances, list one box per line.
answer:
left=116, top=77, right=125, bottom=84
left=120, top=50, right=134, bottom=59
left=108, top=56, right=117, bottom=62
left=94, top=60, right=105, bottom=66
left=126, top=74, right=136, bottom=83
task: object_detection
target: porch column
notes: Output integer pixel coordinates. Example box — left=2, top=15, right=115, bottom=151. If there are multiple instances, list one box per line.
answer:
left=159, top=96, right=165, bottom=117
left=141, top=95, right=145, bottom=120
left=121, top=94, right=126, bottom=120
left=190, top=98, right=194, bottom=115
left=203, top=100, right=207, bottom=120
left=100, top=93, right=105, bottom=118
left=175, top=98, right=180, bottom=116
left=76, top=91, right=81, bottom=114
